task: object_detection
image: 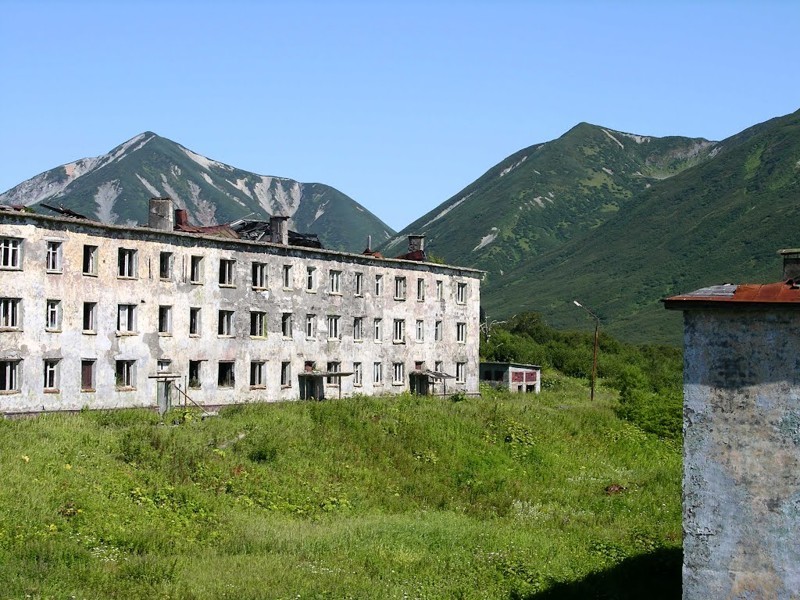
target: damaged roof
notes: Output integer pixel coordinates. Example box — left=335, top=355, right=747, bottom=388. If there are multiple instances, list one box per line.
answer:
left=664, top=280, right=800, bottom=310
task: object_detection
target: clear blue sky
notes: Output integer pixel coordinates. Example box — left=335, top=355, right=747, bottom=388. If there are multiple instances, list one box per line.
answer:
left=1, top=0, right=798, bottom=231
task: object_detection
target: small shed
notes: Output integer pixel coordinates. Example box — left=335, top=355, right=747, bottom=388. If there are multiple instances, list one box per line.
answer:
left=480, top=362, right=541, bottom=393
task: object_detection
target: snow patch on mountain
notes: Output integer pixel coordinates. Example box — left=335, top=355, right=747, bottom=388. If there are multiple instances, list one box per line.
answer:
left=253, top=177, right=302, bottom=217
left=601, top=129, right=625, bottom=149
left=101, top=133, right=150, bottom=169
left=473, top=228, right=499, bottom=251
left=602, top=167, right=614, bottom=175
left=94, top=180, right=122, bottom=223
left=500, top=155, right=528, bottom=177
left=313, top=201, right=328, bottom=223
left=423, top=192, right=474, bottom=228
left=135, top=174, right=161, bottom=197
left=182, top=147, right=229, bottom=172
left=228, top=178, right=254, bottom=199
left=618, top=132, right=651, bottom=144
left=533, top=196, right=545, bottom=208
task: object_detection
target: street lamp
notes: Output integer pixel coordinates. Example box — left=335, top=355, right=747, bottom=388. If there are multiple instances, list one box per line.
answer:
left=573, top=300, right=599, bottom=402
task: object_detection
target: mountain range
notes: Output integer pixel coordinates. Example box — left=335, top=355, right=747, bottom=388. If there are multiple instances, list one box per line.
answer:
left=3, top=110, right=799, bottom=344
left=0, top=132, right=394, bottom=253
left=384, top=109, right=800, bottom=343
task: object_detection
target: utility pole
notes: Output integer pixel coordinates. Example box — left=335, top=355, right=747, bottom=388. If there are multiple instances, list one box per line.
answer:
left=573, top=300, right=600, bottom=402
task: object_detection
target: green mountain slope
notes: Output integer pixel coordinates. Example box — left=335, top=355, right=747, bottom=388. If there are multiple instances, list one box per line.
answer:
left=0, top=132, right=394, bottom=252
left=486, top=109, right=800, bottom=343
left=382, top=123, right=717, bottom=271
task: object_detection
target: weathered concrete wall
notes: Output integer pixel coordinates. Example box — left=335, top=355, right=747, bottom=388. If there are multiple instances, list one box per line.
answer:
left=0, top=213, right=481, bottom=413
left=683, top=309, right=800, bottom=598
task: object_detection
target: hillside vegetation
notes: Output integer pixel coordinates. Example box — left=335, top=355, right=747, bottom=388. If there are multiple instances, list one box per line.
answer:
left=0, top=375, right=680, bottom=599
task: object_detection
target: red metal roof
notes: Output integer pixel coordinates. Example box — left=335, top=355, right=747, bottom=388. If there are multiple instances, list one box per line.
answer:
left=664, top=280, right=800, bottom=309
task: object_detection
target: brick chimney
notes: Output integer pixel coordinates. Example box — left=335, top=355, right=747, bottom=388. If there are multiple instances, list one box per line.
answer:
left=148, top=197, right=174, bottom=231
left=174, top=209, right=189, bottom=228
left=270, top=216, right=290, bottom=245
left=780, top=248, right=800, bottom=281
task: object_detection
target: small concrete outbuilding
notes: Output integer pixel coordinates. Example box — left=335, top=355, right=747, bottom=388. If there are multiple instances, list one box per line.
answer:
left=664, top=249, right=800, bottom=599
left=480, top=362, right=541, bottom=394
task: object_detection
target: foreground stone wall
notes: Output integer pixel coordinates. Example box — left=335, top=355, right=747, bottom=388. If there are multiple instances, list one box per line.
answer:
left=683, top=309, right=800, bottom=598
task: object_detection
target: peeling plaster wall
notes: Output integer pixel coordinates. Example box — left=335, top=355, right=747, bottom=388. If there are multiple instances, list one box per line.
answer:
left=0, top=213, right=481, bottom=414
left=682, top=309, right=800, bottom=599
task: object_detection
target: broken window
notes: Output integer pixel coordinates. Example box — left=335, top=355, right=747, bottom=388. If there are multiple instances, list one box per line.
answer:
left=115, top=360, right=136, bottom=389
left=83, top=245, right=98, bottom=275
left=219, top=259, right=236, bottom=286
left=189, top=307, right=201, bottom=335
left=250, top=361, right=266, bottom=388
left=218, top=361, right=235, bottom=388
left=159, top=252, right=173, bottom=279
left=218, top=310, right=234, bottom=336
left=117, top=248, right=137, bottom=278
left=250, top=311, right=267, bottom=337
left=190, top=255, right=204, bottom=283
left=252, top=262, right=268, bottom=289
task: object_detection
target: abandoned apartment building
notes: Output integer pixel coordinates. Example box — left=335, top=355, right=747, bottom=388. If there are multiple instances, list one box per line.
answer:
left=0, top=198, right=482, bottom=415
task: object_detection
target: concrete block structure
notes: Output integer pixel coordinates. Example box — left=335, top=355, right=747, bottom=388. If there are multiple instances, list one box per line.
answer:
left=0, top=200, right=482, bottom=415
left=480, top=361, right=541, bottom=393
left=665, top=250, right=800, bottom=598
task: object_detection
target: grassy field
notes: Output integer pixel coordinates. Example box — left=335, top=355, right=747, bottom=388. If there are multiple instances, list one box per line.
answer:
left=0, top=376, right=681, bottom=599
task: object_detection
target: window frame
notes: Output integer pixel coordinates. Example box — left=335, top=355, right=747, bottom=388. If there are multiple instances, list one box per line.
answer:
left=0, top=238, right=21, bottom=270
left=218, top=309, right=234, bottom=337
left=158, top=305, right=173, bottom=335
left=43, top=358, right=60, bottom=392
left=46, top=240, right=63, bottom=273
left=159, top=251, right=173, bottom=280
left=393, top=318, right=406, bottom=343
left=190, top=255, right=204, bottom=284
left=327, top=315, right=340, bottom=340
left=115, top=360, right=136, bottom=389
left=328, top=270, right=341, bottom=294
left=189, top=307, right=201, bottom=336
left=281, top=312, right=293, bottom=338
left=249, top=360, right=266, bottom=388
left=117, top=248, right=138, bottom=279
left=219, top=258, right=236, bottom=287
left=83, top=302, right=97, bottom=333
left=0, top=298, right=20, bottom=330
left=117, top=304, right=137, bottom=334
left=0, top=359, right=21, bottom=392
left=45, top=299, right=62, bottom=332
left=217, top=361, right=236, bottom=388
left=252, top=262, right=268, bottom=289
left=81, top=359, right=96, bottom=392
left=83, top=245, right=98, bottom=276
left=392, top=362, right=405, bottom=385
left=394, top=276, right=407, bottom=300
left=250, top=311, right=268, bottom=338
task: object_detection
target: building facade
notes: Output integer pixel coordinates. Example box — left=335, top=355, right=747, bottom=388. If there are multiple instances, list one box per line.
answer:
left=0, top=203, right=482, bottom=415
left=664, top=251, right=800, bottom=598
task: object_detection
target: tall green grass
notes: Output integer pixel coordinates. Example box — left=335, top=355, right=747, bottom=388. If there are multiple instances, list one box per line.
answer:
left=0, top=379, right=680, bottom=599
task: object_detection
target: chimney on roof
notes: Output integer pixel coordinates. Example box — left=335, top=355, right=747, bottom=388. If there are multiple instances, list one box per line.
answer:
left=148, top=197, right=174, bottom=231
left=270, top=216, right=290, bottom=245
left=408, top=234, right=425, bottom=254
left=780, top=249, right=800, bottom=281
left=174, top=209, right=189, bottom=228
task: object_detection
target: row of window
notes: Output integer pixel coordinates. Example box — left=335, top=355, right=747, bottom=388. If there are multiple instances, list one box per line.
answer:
left=0, top=358, right=468, bottom=393
left=0, top=238, right=470, bottom=303
left=0, top=298, right=470, bottom=342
